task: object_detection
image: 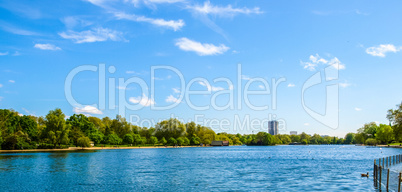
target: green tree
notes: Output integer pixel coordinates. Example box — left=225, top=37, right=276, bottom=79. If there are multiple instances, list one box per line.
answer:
left=177, top=137, right=184, bottom=146
left=290, top=135, right=301, bottom=143
left=160, top=137, right=167, bottom=145
left=155, top=118, right=186, bottom=140
left=44, top=108, right=70, bottom=147
left=365, top=138, right=378, bottom=146
left=106, top=133, right=122, bottom=145
left=376, top=124, right=394, bottom=144
left=387, top=103, right=402, bottom=142
left=133, top=134, right=141, bottom=145
left=150, top=136, right=158, bottom=146
left=77, top=136, right=91, bottom=149
left=123, top=134, right=134, bottom=144
left=344, top=133, right=355, bottom=144
left=182, top=137, right=190, bottom=146
left=168, top=137, right=177, bottom=146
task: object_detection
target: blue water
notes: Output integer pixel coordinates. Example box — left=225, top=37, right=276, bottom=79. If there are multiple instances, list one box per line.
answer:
left=0, top=145, right=400, bottom=191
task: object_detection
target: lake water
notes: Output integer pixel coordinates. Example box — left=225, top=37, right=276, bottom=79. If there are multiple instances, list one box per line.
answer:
left=0, top=145, right=400, bottom=191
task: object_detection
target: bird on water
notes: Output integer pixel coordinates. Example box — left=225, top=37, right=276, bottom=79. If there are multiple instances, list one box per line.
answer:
left=361, top=172, right=369, bottom=177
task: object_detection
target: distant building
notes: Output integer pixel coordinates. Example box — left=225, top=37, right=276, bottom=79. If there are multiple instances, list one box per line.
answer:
left=211, top=141, right=229, bottom=146
left=290, top=131, right=297, bottom=135
left=268, top=120, right=279, bottom=135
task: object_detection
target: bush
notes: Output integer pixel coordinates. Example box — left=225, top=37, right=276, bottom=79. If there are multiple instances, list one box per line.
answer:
left=365, top=138, right=378, bottom=146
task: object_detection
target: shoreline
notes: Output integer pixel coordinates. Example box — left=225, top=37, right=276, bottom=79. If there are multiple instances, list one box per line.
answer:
left=0, top=145, right=208, bottom=153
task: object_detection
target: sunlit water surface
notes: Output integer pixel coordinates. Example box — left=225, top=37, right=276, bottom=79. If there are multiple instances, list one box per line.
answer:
left=0, top=145, right=399, bottom=191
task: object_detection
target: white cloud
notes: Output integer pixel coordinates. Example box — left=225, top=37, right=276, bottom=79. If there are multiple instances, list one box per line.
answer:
left=241, top=75, right=251, bottom=80
left=198, top=81, right=225, bottom=91
left=73, top=105, right=103, bottom=115
left=258, top=85, right=265, bottom=89
left=34, top=43, right=61, bottom=51
left=339, top=82, right=351, bottom=88
left=129, top=94, right=155, bottom=106
left=0, top=96, right=3, bottom=101
left=355, top=107, right=362, bottom=111
left=9, top=80, right=15, bottom=83
left=146, top=0, right=184, bottom=3
left=114, top=12, right=184, bottom=31
left=287, top=83, right=295, bottom=87
left=117, top=86, right=133, bottom=90
left=366, top=44, right=400, bottom=57
left=0, top=52, right=9, bottom=56
left=165, top=95, right=181, bottom=103
left=328, top=57, right=345, bottom=70
left=0, top=22, right=39, bottom=36
left=188, top=1, right=263, bottom=17
left=309, top=54, right=327, bottom=64
left=59, top=28, right=126, bottom=43
left=61, top=16, right=92, bottom=29
left=304, top=123, right=309, bottom=126
left=301, top=54, right=345, bottom=71
left=175, top=37, right=229, bottom=56
left=172, top=88, right=180, bottom=93
left=0, top=84, right=3, bottom=88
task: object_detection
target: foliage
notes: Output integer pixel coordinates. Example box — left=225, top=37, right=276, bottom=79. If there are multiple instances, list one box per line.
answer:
left=77, top=136, right=91, bottom=148
left=365, top=138, right=378, bottom=146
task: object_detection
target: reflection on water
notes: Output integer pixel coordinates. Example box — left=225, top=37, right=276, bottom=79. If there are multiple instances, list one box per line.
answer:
left=0, top=146, right=400, bottom=191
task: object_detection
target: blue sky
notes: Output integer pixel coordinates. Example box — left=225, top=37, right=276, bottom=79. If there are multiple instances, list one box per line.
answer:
left=1, top=0, right=402, bottom=137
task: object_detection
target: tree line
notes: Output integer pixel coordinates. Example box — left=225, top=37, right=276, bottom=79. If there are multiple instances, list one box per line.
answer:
left=5, top=104, right=398, bottom=150
left=341, top=102, right=402, bottom=146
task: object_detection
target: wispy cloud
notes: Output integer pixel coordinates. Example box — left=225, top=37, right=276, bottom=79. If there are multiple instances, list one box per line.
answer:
left=188, top=1, right=263, bottom=17
left=73, top=105, right=103, bottom=115
left=165, top=95, right=181, bottom=103
left=175, top=37, right=229, bottom=56
left=241, top=75, right=251, bottom=80
left=113, top=12, right=184, bottom=31
left=258, top=85, right=265, bottom=89
left=287, top=83, right=295, bottom=87
left=366, top=44, right=400, bottom=57
left=328, top=57, right=345, bottom=70
left=172, top=88, right=180, bottom=93
left=198, top=81, right=227, bottom=91
left=59, top=27, right=126, bottom=43
left=34, top=43, right=62, bottom=51
left=61, top=16, right=93, bottom=29
left=0, top=84, right=3, bottom=88
left=8, top=80, right=15, bottom=83
left=0, top=51, right=9, bottom=56
left=355, top=107, right=362, bottom=111
left=304, top=123, right=309, bottom=126
left=339, top=82, right=351, bottom=88
left=129, top=94, right=155, bottom=106
left=301, top=54, right=345, bottom=71
left=0, top=21, right=39, bottom=36
left=126, top=0, right=185, bottom=7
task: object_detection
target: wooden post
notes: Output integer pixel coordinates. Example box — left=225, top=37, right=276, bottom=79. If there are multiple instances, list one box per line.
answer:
left=399, top=172, right=401, bottom=192
left=380, top=166, right=382, bottom=190
left=386, top=157, right=388, bottom=167
left=383, top=157, right=385, bottom=167
left=374, top=159, right=377, bottom=181
left=387, top=169, right=390, bottom=191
